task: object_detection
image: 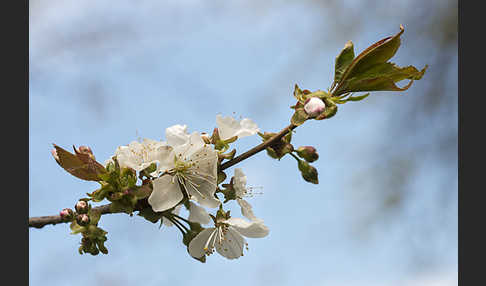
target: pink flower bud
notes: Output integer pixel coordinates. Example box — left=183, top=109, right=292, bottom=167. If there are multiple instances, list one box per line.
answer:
left=76, top=214, right=90, bottom=226
left=60, top=208, right=74, bottom=221
left=75, top=200, right=89, bottom=214
left=304, top=97, right=326, bottom=118
left=76, top=145, right=93, bottom=155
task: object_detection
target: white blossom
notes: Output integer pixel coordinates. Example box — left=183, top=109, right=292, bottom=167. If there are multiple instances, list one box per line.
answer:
left=188, top=215, right=269, bottom=260
left=148, top=131, right=220, bottom=212
left=112, top=138, right=171, bottom=173
left=233, top=168, right=258, bottom=220
left=216, top=115, right=259, bottom=141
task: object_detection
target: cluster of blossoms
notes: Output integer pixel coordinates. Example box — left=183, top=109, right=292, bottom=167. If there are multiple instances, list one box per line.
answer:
left=107, top=115, right=269, bottom=260
left=44, top=26, right=426, bottom=260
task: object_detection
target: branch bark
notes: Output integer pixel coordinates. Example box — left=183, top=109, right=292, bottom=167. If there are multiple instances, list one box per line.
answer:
left=29, top=123, right=297, bottom=229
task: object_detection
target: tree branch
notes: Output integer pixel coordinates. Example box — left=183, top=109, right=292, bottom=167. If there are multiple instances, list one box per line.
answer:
left=29, top=123, right=297, bottom=229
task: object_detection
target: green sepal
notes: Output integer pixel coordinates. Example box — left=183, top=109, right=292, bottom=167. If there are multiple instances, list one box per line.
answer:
left=88, top=209, right=102, bottom=225
left=87, top=183, right=115, bottom=202
left=259, top=131, right=294, bottom=160
left=69, top=221, right=86, bottom=235
left=120, top=167, right=138, bottom=187
left=315, top=98, right=338, bottom=120
left=291, top=108, right=309, bottom=126
left=132, top=184, right=152, bottom=199
left=137, top=207, right=163, bottom=223
left=96, top=238, right=109, bottom=255
left=293, top=84, right=307, bottom=102
left=333, top=25, right=427, bottom=96
left=217, top=171, right=227, bottom=184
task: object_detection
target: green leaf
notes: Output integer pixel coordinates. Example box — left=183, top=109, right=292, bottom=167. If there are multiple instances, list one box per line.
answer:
left=332, top=93, right=370, bottom=104
left=52, top=144, right=106, bottom=181
left=346, top=93, right=370, bottom=101
left=333, top=25, right=427, bottom=96
left=69, top=221, right=85, bottom=235
left=290, top=108, right=309, bottom=126
left=293, top=84, right=305, bottom=102
left=88, top=210, right=102, bottom=225
left=332, top=40, right=355, bottom=90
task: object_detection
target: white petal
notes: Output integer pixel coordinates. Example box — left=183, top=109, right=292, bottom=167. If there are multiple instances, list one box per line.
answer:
left=238, top=118, right=259, bottom=138
left=173, top=132, right=205, bottom=160
left=237, top=199, right=257, bottom=221
left=187, top=188, right=221, bottom=209
left=188, top=202, right=211, bottom=225
left=188, top=228, right=216, bottom=259
left=153, top=146, right=174, bottom=174
left=216, top=114, right=241, bottom=141
left=162, top=205, right=182, bottom=227
left=183, top=145, right=220, bottom=208
left=226, top=217, right=269, bottom=238
left=166, top=124, right=190, bottom=147
left=115, top=145, right=142, bottom=170
left=148, top=175, right=184, bottom=212
left=216, top=227, right=246, bottom=259
left=216, top=114, right=259, bottom=141
left=233, top=168, right=247, bottom=197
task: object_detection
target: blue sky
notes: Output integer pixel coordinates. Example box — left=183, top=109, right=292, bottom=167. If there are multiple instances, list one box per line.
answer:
left=29, top=1, right=457, bottom=285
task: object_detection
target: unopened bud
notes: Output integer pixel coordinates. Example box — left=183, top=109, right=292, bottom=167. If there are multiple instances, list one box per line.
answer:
left=210, top=127, right=221, bottom=143
left=75, top=200, right=89, bottom=214
left=297, top=160, right=319, bottom=184
left=304, top=97, right=326, bottom=118
left=76, top=213, right=90, bottom=226
left=60, top=208, right=74, bottom=221
left=296, top=146, right=319, bottom=162
left=76, top=145, right=93, bottom=155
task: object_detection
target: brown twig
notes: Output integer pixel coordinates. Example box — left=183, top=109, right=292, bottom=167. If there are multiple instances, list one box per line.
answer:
left=29, top=123, right=298, bottom=228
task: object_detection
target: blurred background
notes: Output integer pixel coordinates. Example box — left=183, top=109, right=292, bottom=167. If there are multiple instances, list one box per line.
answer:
left=29, top=0, right=457, bottom=285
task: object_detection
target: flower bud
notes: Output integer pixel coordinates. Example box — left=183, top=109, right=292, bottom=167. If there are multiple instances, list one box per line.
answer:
left=59, top=208, right=74, bottom=221
left=296, top=146, right=319, bottom=162
left=303, top=97, right=326, bottom=118
left=76, top=213, right=90, bottom=226
left=75, top=200, right=89, bottom=214
left=76, top=145, right=93, bottom=155
left=297, top=160, right=319, bottom=184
